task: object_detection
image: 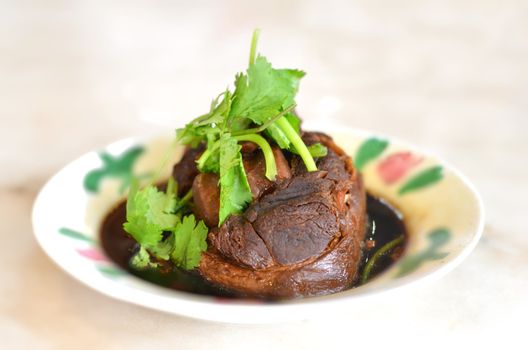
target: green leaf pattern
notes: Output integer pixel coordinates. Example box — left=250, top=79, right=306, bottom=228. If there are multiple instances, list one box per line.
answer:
left=398, top=166, right=443, bottom=195
left=59, top=227, right=123, bottom=279
left=354, top=138, right=389, bottom=171
left=96, top=265, right=126, bottom=278
left=58, top=227, right=93, bottom=242
left=396, top=228, right=450, bottom=277
left=84, top=146, right=144, bottom=194
left=354, top=138, right=451, bottom=280
left=355, top=138, right=444, bottom=195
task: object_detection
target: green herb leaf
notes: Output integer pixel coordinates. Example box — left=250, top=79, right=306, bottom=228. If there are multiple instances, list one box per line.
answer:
left=130, top=246, right=160, bottom=270
left=230, top=49, right=315, bottom=175
left=176, top=124, right=207, bottom=148
left=171, top=215, right=209, bottom=269
left=218, top=135, right=253, bottom=226
left=176, top=91, right=231, bottom=147
left=171, top=30, right=317, bottom=225
left=276, top=69, right=305, bottom=108
left=230, top=57, right=303, bottom=127
left=123, top=181, right=178, bottom=259
left=125, top=30, right=328, bottom=271
left=307, top=143, right=328, bottom=158
left=289, top=142, right=328, bottom=158
left=123, top=179, right=208, bottom=269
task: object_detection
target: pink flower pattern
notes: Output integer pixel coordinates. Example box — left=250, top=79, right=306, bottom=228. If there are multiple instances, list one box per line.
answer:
left=76, top=248, right=109, bottom=262
left=378, top=152, right=423, bottom=184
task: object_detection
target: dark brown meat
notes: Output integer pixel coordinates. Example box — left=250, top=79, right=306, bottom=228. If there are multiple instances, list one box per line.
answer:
left=172, top=145, right=203, bottom=196
left=199, top=132, right=367, bottom=298
left=210, top=215, right=274, bottom=269
left=192, top=173, right=220, bottom=228
left=240, top=141, right=258, bottom=153
left=243, top=146, right=291, bottom=199
left=246, top=172, right=340, bottom=266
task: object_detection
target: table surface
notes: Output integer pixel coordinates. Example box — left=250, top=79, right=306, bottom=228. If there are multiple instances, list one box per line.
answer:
left=1, top=0, right=527, bottom=349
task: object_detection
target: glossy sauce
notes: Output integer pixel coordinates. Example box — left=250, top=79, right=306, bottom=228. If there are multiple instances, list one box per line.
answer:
left=100, top=194, right=406, bottom=299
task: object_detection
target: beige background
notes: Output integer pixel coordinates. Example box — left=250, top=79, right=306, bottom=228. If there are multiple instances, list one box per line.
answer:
left=1, top=0, right=527, bottom=349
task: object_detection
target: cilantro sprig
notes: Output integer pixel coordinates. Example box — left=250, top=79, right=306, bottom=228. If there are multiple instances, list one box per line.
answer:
left=123, top=30, right=327, bottom=271
left=124, top=177, right=208, bottom=270
left=177, top=29, right=326, bottom=226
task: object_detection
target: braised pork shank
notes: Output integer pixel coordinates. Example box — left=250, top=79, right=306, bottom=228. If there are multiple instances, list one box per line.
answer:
left=172, top=132, right=367, bottom=298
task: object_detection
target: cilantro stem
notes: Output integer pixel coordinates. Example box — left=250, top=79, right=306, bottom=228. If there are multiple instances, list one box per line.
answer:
left=233, top=133, right=277, bottom=180
left=360, top=235, right=404, bottom=284
left=196, top=147, right=213, bottom=170
left=173, top=189, right=193, bottom=214
left=166, top=176, right=177, bottom=196
left=196, top=139, right=221, bottom=171
left=275, top=117, right=317, bottom=172
left=181, top=189, right=193, bottom=204
left=231, top=104, right=296, bottom=137
left=249, top=29, right=260, bottom=66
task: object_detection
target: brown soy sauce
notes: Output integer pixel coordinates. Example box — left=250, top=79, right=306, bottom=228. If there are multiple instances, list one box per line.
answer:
left=360, top=195, right=406, bottom=279
left=100, top=194, right=406, bottom=299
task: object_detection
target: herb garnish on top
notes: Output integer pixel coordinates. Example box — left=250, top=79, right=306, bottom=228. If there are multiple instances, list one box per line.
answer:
left=123, top=30, right=326, bottom=271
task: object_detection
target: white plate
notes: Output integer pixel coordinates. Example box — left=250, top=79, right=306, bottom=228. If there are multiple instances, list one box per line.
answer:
left=32, top=126, right=484, bottom=323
